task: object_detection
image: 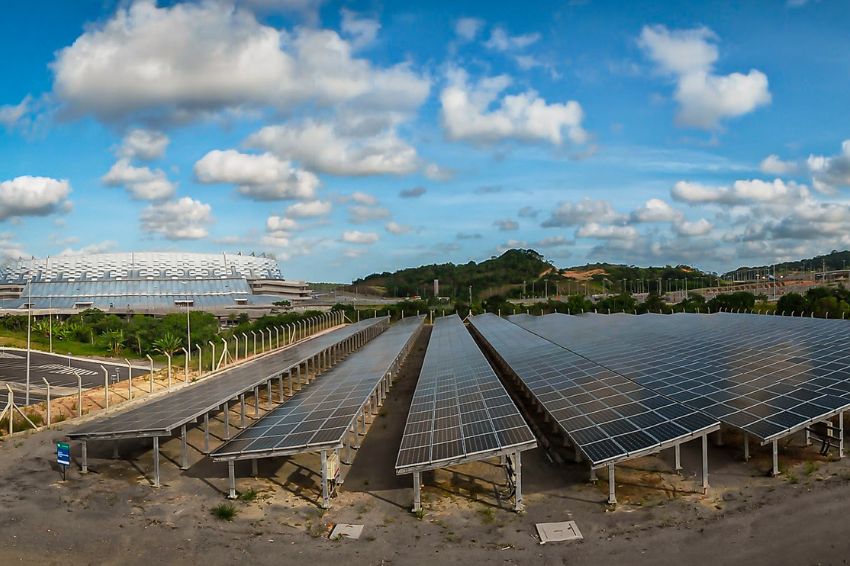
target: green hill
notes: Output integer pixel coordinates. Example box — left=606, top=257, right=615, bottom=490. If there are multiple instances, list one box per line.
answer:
left=728, top=249, right=850, bottom=275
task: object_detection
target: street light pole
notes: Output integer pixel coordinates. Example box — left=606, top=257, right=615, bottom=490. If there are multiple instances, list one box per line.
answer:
left=26, top=272, right=32, bottom=405
left=185, top=297, right=191, bottom=362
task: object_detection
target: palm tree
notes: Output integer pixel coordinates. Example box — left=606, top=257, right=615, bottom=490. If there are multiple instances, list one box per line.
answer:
left=152, top=332, right=182, bottom=357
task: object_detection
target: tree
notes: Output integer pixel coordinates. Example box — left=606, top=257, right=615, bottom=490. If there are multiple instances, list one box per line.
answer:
left=776, top=292, right=806, bottom=315
left=153, top=332, right=182, bottom=357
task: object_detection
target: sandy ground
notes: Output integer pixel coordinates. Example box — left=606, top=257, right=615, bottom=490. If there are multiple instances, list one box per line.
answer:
left=2, top=326, right=850, bottom=565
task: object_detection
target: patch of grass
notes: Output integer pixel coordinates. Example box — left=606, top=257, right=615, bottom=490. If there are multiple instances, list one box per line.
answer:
left=54, top=413, right=67, bottom=423
left=239, top=488, right=258, bottom=502
left=803, top=461, right=818, bottom=476
left=211, top=503, right=237, bottom=521
left=414, top=508, right=425, bottom=520
left=786, top=472, right=799, bottom=484
left=477, top=506, right=495, bottom=525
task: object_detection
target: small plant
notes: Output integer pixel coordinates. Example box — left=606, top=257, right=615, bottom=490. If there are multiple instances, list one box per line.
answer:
left=414, top=508, right=425, bottom=520
left=786, top=472, right=799, bottom=484
left=239, top=488, right=258, bottom=502
left=803, top=461, right=818, bottom=476
left=55, top=413, right=67, bottom=423
left=211, top=503, right=237, bottom=521
left=478, top=506, right=496, bottom=525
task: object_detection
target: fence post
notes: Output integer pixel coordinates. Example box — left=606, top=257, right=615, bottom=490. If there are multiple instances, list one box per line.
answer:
left=75, top=372, right=83, bottom=418
left=165, top=353, right=173, bottom=389
left=125, top=358, right=133, bottom=400
left=181, top=348, right=189, bottom=382
left=43, top=377, right=51, bottom=426
left=146, top=354, right=154, bottom=392
left=101, top=365, right=109, bottom=411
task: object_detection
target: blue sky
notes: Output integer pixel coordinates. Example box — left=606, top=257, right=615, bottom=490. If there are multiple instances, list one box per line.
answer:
left=2, top=0, right=850, bottom=282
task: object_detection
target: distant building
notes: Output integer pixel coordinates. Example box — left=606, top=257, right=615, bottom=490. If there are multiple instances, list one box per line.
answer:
left=0, top=252, right=310, bottom=313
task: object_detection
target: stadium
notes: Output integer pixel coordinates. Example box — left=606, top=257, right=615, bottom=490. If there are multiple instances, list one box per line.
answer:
left=0, top=252, right=311, bottom=314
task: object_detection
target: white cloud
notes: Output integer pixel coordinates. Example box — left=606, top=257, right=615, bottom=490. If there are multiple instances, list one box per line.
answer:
left=518, top=206, right=539, bottom=218
left=341, top=230, right=379, bottom=244
left=194, top=149, right=318, bottom=201
left=266, top=215, right=297, bottom=232
left=494, top=218, right=519, bottom=231
left=672, top=179, right=809, bottom=205
left=638, top=25, right=771, bottom=129
left=424, top=163, right=454, bottom=181
left=629, top=198, right=682, bottom=223
left=343, top=247, right=368, bottom=259
left=674, top=218, right=713, bottom=236
left=534, top=235, right=572, bottom=248
left=286, top=199, right=331, bottom=218
left=0, top=233, right=27, bottom=264
left=807, top=140, right=850, bottom=193
left=0, top=96, right=30, bottom=128
left=344, top=191, right=378, bottom=205
left=0, top=176, right=72, bottom=220
left=576, top=223, right=638, bottom=240
left=119, top=129, right=169, bottom=160
left=340, top=9, right=380, bottom=49
left=760, top=154, right=798, bottom=176
left=386, top=221, right=412, bottom=235
left=348, top=205, right=390, bottom=223
left=399, top=186, right=426, bottom=198
left=140, top=197, right=213, bottom=240
left=440, top=67, right=586, bottom=146
left=247, top=119, right=420, bottom=176
left=483, top=27, right=540, bottom=51
left=541, top=198, right=622, bottom=227
left=57, top=241, right=118, bottom=256
left=455, top=17, right=484, bottom=41
left=51, top=2, right=429, bottom=123
left=102, top=158, right=175, bottom=200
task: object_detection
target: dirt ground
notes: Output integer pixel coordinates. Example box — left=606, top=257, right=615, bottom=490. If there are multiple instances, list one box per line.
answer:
left=2, top=326, right=850, bottom=565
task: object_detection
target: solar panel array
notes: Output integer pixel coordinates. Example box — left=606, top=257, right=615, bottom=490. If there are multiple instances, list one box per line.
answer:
left=68, top=317, right=387, bottom=439
left=395, top=315, right=536, bottom=474
left=470, top=313, right=718, bottom=467
left=512, top=313, right=850, bottom=443
left=212, top=316, right=424, bottom=461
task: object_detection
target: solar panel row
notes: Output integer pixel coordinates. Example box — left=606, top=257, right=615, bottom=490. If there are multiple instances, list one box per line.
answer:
left=513, top=313, right=850, bottom=444
left=469, top=313, right=719, bottom=468
left=212, top=316, right=424, bottom=461
left=69, top=316, right=388, bottom=440
left=395, top=314, right=536, bottom=475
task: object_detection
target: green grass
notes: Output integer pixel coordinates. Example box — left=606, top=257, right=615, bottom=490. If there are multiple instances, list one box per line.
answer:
left=239, top=488, right=258, bottom=502
left=211, top=503, right=237, bottom=521
left=803, top=461, right=818, bottom=476
left=477, top=506, right=496, bottom=525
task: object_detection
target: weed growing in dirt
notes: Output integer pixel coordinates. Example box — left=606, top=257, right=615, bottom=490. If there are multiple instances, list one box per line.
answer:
left=803, top=461, right=818, bottom=476
left=239, top=488, right=258, bottom=502
left=211, top=503, right=237, bottom=521
left=477, top=506, right=495, bottom=525
left=415, top=508, right=425, bottom=520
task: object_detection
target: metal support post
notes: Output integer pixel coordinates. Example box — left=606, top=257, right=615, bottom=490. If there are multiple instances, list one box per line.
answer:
left=224, top=402, right=230, bottom=439
left=321, top=450, right=330, bottom=509
left=743, top=433, right=750, bottom=461
left=514, top=451, right=523, bottom=512
left=227, top=461, right=237, bottom=499
left=251, top=458, right=258, bottom=477
left=204, top=412, right=210, bottom=453
left=153, top=436, right=161, bottom=488
left=701, top=434, right=709, bottom=492
left=715, top=427, right=724, bottom=447
left=674, top=444, right=682, bottom=472
left=607, top=464, right=616, bottom=505
left=81, top=440, right=88, bottom=474
left=840, top=411, right=845, bottom=459
left=771, top=440, right=780, bottom=476
left=240, top=394, right=246, bottom=428
left=180, top=424, right=189, bottom=470
left=254, top=386, right=260, bottom=417
left=412, top=471, right=422, bottom=513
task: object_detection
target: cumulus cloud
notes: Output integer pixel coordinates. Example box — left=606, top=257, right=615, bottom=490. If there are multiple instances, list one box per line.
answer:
left=57, top=241, right=118, bottom=256
left=51, top=2, right=429, bottom=123
left=285, top=199, right=332, bottom=218
left=340, top=9, right=380, bottom=49
left=344, top=191, right=378, bottom=205
left=341, top=230, right=379, bottom=244
left=517, top=206, right=539, bottom=218
left=534, top=235, right=573, bottom=248
left=386, top=221, right=412, bottom=235
left=807, top=140, right=850, bottom=193
left=494, top=218, right=519, bottom=231
left=102, top=158, right=176, bottom=200
left=576, top=223, right=638, bottom=240
left=674, top=218, right=713, bottom=236
left=671, top=179, right=809, bottom=205
left=483, top=26, right=541, bottom=51
left=247, top=119, right=420, bottom=176
left=194, top=149, right=318, bottom=201
left=140, top=197, right=213, bottom=240
left=456, top=232, right=482, bottom=240
left=629, top=198, right=682, bottom=223
left=638, top=25, right=770, bottom=129
left=760, top=154, right=798, bottom=176
left=440, top=67, right=586, bottom=146
left=454, top=17, right=484, bottom=41
left=348, top=204, right=390, bottom=223
left=0, top=96, right=30, bottom=129
left=399, top=186, right=426, bottom=198
left=119, top=129, right=169, bottom=160
left=0, top=233, right=27, bottom=264
left=0, top=176, right=72, bottom=221
left=541, top=198, right=622, bottom=227
left=266, top=215, right=297, bottom=232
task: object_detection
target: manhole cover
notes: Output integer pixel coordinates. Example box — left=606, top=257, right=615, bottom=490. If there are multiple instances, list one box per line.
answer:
left=536, top=521, right=583, bottom=543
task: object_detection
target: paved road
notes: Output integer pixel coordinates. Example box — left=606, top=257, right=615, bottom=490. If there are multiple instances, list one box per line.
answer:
left=0, top=348, right=148, bottom=407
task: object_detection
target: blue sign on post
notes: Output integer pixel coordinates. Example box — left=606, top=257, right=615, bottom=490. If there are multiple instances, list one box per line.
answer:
left=57, top=442, right=70, bottom=466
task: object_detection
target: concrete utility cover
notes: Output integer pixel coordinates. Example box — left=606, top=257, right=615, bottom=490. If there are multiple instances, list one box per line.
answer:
left=536, top=521, right=583, bottom=544
left=330, top=524, right=364, bottom=540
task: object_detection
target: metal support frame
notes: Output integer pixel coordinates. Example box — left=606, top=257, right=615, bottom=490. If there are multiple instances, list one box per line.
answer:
left=253, top=386, right=260, bottom=417
left=412, top=471, right=422, bottom=513
left=607, top=463, right=616, bottom=505
left=204, top=412, right=210, bottom=453
left=81, top=440, right=88, bottom=474
left=701, top=434, right=709, bottom=492
left=743, top=432, right=750, bottom=461
left=251, top=458, right=258, bottom=477
left=513, top=450, right=523, bottom=512
left=227, top=461, right=237, bottom=499
left=153, top=436, right=161, bottom=488
left=321, top=449, right=331, bottom=509
left=180, top=424, right=189, bottom=470
left=840, top=411, right=845, bottom=459
left=240, top=394, right=246, bottom=428
left=674, top=444, right=682, bottom=472
left=771, top=440, right=780, bottom=476
left=223, top=401, right=230, bottom=439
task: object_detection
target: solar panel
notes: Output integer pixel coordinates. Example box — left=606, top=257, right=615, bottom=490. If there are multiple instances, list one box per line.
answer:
left=512, top=313, right=850, bottom=443
left=212, top=316, right=424, bottom=461
left=469, top=313, right=719, bottom=468
left=68, top=317, right=388, bottom=439
left=395, top=314, right=536, bottom=474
